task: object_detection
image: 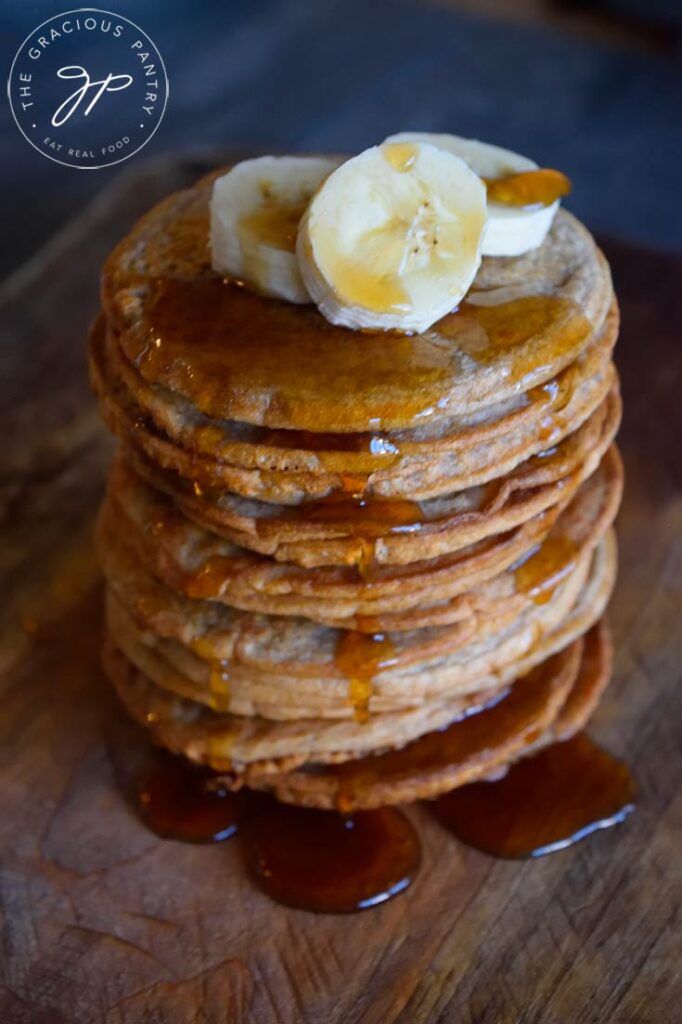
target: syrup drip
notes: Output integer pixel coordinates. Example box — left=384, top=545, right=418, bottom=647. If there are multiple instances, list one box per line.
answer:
left=356, top=538, right=377, bottom=580
left=209, top=659, right=231, bottom=710
left=432, top=734, right=634, bottom=858
left=297, top=492, right=424, bottom=579
left=338, top=472, right=369, bottom=496
left=335, top=630, right=397, bottom=723
left=299, top=494, right=423, bottom=534
left=243, top=796, right=420, bottom=913
left=514, top=533, right=579, bottom=605
left=484, top=169, right=572, bottom=209
left=134, top=752, right=241, bottom=843
left=183, top=556, right=236, bottom=599
left=190, top=638, right=232, bottom=710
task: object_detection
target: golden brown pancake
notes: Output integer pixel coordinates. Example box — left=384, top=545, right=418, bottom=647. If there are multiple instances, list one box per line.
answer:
left=99, top=447, right=619, bottom=669
left=117, top=387, right=619, bottom=569
left=101, top=534, right=614, bottom=770
left=88, top=304, right=618, bottom=503
left=98, top=445, right=622, bottom=626
left=104, top=545, right=586, bottom=718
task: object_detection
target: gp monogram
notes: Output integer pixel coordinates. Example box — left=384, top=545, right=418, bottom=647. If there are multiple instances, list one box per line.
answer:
left=7, top=8, right=169, bottom=169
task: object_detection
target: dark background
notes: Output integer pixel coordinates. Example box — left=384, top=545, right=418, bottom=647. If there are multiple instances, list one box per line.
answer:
left=1, top=0, right=681, bottom=281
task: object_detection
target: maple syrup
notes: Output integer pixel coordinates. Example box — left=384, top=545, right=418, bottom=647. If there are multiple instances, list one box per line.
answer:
left=208, top=660, right=231, bottom=710
left=484, top=169, right=571, bottom=209
left=250, top=426, right=401, bottom=476
left=384, top=143, right=418, bottom=173
left=514, top=533, right=579, bottom=604
left=299, top=493, right=423, bottom=535
left=257, top=426, right=400, bottom=458
left=126, top=666, right=632, bottom=910
left=183, top=556, right=237, bottom=599
left=316, top=241, right=411, bottom=316
left=238, top=201, right=306, bottom=252
left=189, top=637, right=232, bottom=710
left=432, top=734, right=634, bottom=858
left=243, top=795, right=421, bottom=913
left=442, top=296, right=590, bottom=383
left=253, top=490, right=425, bottom=578
left=134, top=751, right=241, bottom=843
left=335, top=630, right=398, bottom=722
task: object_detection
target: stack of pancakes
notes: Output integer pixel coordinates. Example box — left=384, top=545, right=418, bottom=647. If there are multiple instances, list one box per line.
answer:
left=90, top=171, right=622, bottom=810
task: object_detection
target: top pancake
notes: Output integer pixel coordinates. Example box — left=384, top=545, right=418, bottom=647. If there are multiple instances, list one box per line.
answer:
left=101, top=171, right=613, bottom=433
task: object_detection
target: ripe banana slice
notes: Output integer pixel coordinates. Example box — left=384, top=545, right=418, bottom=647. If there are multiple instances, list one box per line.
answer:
left=296, top=142, right=488, bottom=333
left=385, top=133, right=570, bottom=257
left=210, top=155, right=341, bottom=303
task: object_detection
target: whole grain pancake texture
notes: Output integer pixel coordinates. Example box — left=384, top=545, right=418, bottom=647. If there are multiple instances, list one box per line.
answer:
left=90, top=156, right=623, bottom=811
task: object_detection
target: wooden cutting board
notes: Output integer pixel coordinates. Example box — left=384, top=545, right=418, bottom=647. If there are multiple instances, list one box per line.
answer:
left=0, top=154, right=679, bottom=1024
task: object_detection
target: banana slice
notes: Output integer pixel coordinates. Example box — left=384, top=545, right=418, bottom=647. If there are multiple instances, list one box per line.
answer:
left=296, top=142, right=488, bottom=333
left=210, top=155, right=341, bottom=303
left=385, top=133, right=570, bottom=257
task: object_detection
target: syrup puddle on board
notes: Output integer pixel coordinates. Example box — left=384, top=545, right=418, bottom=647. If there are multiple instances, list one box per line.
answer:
left=134, top=751, right=242, bottom=843
left=243, top=795, right=420, bottom=914
left=431, top=734, right=634, bottom=858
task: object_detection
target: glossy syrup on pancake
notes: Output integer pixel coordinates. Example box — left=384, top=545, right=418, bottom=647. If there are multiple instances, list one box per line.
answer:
left=513, top=533, right=579, bottom=605
left=135, top=280, right=590, bottom=432
left=334, top=629, right=398, bottom=723
left=106, top=188, right=596, bottom=433
left=320, top=478, right=418, bottom=718
left=431, top=734, right=634, bottom=857
left=261, top=490, right=425, bottom=541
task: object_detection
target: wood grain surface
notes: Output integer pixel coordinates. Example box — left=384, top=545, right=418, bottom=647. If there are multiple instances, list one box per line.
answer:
left=0, top=155, right=679, bottom=1024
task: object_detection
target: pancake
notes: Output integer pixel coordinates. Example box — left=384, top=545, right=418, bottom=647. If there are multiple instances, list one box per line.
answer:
left=98, top=445, right=622, bottom=626
left=104, top=542, right=588, bottom=718
left=119, top=386, right=620, bottom=569
left=99, top=447, right=619, bottom=662
left=101, top=173, right=613, bottom=433
left=88, top=304, right=618, bottom=503
left=102, top=533, right=614, bottom=769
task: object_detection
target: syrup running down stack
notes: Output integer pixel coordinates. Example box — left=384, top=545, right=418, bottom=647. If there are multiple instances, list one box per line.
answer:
left=90, top=141, right=632, bottom=911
